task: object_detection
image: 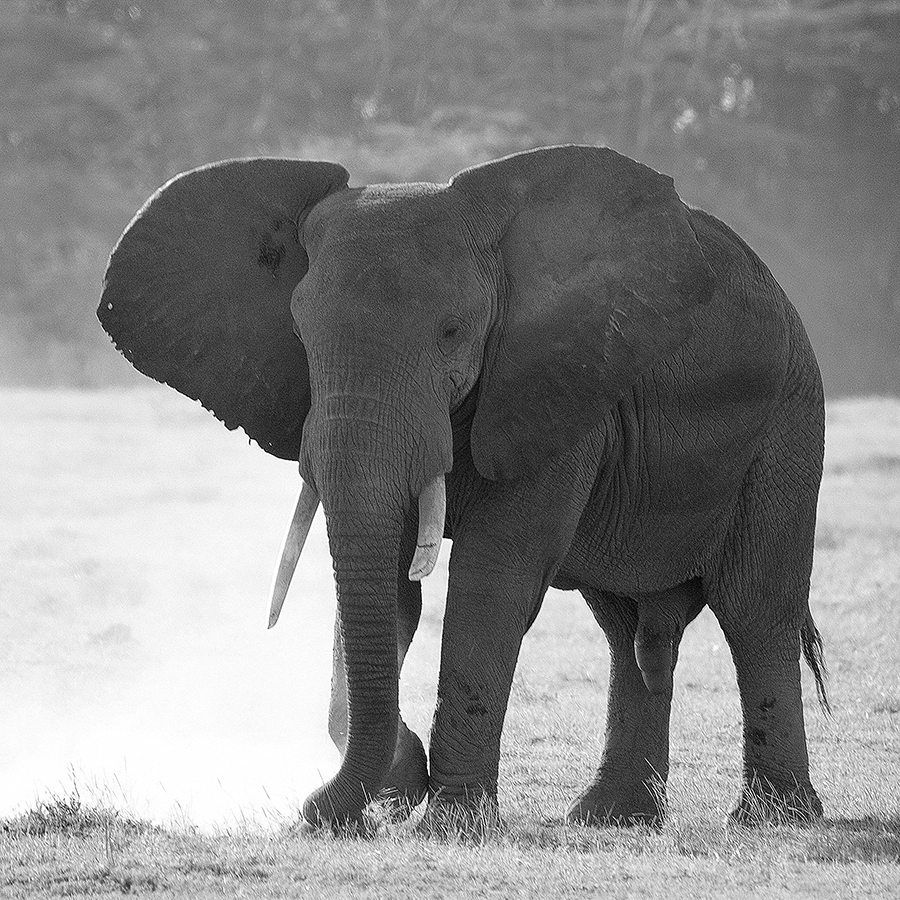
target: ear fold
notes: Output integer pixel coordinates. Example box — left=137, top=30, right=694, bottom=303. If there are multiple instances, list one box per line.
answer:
left=98, top=158, right=349, bottom=460
left=451, top=145, right=713, bottom=480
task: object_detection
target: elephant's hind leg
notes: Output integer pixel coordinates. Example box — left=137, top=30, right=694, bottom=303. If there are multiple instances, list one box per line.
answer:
left=706, top=424, right=824, bottom=825
left=327, top=517, right=428, bottom=821
left=567, top=581, right=703, bottom=827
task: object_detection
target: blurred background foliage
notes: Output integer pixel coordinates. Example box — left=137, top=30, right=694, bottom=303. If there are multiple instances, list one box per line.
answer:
left=2, top=0, right=899, bottom=392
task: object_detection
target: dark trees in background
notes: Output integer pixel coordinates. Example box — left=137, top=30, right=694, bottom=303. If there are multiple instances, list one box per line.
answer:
left=2, top=0, right=898, bottom=392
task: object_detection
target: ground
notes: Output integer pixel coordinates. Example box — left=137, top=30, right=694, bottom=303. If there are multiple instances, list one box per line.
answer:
left=1, top=388, right=898, bottom=897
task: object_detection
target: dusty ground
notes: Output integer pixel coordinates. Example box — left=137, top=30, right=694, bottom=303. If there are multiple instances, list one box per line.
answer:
left=1, top=388, right=898, bottom=897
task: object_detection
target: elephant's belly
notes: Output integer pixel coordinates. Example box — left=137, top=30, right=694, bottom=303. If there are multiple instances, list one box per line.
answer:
left=555, top=452, right=745, bottom=597
left=556, top=509, right=725, bottom=596
left=554, top=356, right=775, bottom=596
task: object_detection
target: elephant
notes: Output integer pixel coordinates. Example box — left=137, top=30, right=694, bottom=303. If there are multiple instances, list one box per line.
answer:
left=98, top=144, right=829, bottom=834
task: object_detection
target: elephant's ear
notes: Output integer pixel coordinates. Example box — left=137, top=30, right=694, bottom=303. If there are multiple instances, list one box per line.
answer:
left=451, top=145, right=713, bottom=480
left=98, top=158, right=350, bottom=460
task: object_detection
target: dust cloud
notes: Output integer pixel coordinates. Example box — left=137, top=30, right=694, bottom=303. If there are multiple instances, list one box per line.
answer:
left=0, top=388, right=351, bottom=828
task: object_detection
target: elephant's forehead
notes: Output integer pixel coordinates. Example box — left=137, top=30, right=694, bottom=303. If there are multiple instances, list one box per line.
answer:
left=306, top=182, right=469, bottom=262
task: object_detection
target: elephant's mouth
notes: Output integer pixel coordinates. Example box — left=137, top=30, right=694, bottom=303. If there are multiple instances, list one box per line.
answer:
left=267, top=473, right=446, bottom=628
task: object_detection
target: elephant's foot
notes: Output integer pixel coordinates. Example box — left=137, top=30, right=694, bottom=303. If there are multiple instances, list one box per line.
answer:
left=728, top=776, right=823, bottom=827
left=299, top=787, right=379, bottom=838
left=565, top=776, right=666, bottom=828
left=296, top=811, right=378, bottom=839
left=416, top=790, right=502, bottom=841
left=375, top=722, right=429, bottom=822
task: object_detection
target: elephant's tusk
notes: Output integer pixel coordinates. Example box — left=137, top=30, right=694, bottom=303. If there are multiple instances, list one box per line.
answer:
left=408, top=475, right=446, bottom=581
left=268, top=480, right=320, bottom=628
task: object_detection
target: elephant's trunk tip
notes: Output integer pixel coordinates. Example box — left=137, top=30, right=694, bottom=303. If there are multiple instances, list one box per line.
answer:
left=268, top=480, right=320, bottom=628
left=408, top=475, right=446, bottom=581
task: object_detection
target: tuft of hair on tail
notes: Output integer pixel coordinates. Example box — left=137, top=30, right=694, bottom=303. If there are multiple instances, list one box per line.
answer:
left=801, top=612, right=831, bottom=716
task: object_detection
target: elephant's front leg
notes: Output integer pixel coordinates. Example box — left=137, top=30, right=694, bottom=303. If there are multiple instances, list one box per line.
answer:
left=422, top=545, right=539, bottom=834
left=420, top=450, right=598, bottom=834
left=327, top=520, right=428, bottom=820
left=568, top=582, right=704, bottom=826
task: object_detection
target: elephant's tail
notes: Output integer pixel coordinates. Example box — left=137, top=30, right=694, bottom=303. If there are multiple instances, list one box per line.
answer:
left=801, top=613, right=831, bottom=716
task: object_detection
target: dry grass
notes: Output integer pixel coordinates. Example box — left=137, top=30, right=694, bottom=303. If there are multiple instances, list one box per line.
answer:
left=3, top=797, right=899, bottom=898
left=1, top=388, right=899, bottom=897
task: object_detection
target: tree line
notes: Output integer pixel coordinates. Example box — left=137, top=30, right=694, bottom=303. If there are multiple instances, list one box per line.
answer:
left=2, top=0, right=899, bottom=391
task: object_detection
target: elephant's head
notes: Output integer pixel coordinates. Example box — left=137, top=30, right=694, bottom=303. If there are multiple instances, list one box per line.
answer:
left=98, top=145, right=712, bottom=828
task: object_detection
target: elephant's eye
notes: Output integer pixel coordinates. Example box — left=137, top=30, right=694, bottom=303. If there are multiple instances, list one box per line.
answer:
left=438, top=317, right=466, bottom=354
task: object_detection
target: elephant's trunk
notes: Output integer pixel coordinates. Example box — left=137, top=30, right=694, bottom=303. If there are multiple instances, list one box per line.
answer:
left=298, top=395, right=451, bottom=828
left=301, top=478, right=403, bottom=829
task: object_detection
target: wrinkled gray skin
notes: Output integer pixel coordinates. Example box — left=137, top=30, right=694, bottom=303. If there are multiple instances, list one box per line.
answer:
left=99, top=146, right=827, bottom=834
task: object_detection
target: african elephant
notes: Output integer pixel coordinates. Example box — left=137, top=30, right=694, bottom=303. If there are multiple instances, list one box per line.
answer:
left=98, top=145, right=828, bottom=833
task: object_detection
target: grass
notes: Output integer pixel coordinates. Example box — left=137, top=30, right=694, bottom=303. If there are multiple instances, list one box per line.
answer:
left=1, top=388, right=899, bottom=896
left=2, top=796, right=899, bottom=898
